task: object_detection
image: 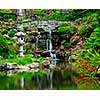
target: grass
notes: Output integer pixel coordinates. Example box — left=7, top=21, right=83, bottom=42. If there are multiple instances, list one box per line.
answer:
left=0, top=54, right=44, bottom=65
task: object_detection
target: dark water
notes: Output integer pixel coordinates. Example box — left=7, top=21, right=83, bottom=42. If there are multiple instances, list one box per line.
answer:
left=0, top=61, right=100, bottom=90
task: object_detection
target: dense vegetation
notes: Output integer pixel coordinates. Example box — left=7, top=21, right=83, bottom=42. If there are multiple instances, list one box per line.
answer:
left=32, top=9, right=100, bottom=78
left=0, top=34, right=12, bottom=58
left=1, top=9, right=100, bottom=79
left=0, top=9, right=16, bottom=21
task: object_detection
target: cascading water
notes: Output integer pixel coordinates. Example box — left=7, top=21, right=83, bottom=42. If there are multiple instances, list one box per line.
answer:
left=35, top=32, right=40, bottom=50
left=49, top=30, right=52, bottom=52
left=46, top=39, right=49, bottom=50
left=47, top=30, right=57, bottom=64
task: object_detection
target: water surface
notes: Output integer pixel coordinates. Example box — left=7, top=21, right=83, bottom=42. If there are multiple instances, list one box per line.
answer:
left=0, top=61, right=100, bottom=90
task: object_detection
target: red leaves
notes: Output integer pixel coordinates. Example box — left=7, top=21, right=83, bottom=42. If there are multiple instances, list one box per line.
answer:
left=89, top=66, right=95, bottom=74
left=82, top=61, right=88, bottom=70
left=79, top=61, right=95, bottom=79
left=80, top=73, right=84, bottom=79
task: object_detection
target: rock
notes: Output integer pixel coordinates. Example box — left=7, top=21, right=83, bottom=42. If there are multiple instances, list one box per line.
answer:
left=27, top=63, right=40, bottom=69
left=97, top=68, right=100, bottom=74
left=4, top=34, right=10, bottom=39
left=17, top=66, right=30, bottom=71
left=49, top=64, right=56, bottom=69
left=4, top=62, right=17, bottom=70
left=42, top=59, right=50, bottom=67
left=60, top=45, right=64, bottom=50
left=15, top=32, right=26, bottom=37
left=33, top=63, right=40, bottom=68
left=44, top=57, right=52, bottom=61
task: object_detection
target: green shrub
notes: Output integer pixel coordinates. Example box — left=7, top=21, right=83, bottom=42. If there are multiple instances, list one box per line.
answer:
left=0, top=34, right=10, bottom=58
left=79, top=25, right=93, bottom=37
left=0, top=54, right=44, bottom=65
left=58, top=25, right=76, bottom=34
left=23, top=26, right=29, bottom=31
left=1, top=29, right=8, bottom=34
left=9, top=29, right=17, bottom=37
left=76, top=50, right=100, bottom=77
left=64, top=42, right=71, bottom=48
left=85, top=27, right=100, bottom=50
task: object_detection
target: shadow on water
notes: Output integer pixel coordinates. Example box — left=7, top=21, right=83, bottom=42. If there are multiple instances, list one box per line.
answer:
left=0, top=60, right=100, bottom=90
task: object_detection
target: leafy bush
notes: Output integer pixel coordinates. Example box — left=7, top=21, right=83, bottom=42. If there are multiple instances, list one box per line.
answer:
left=1, top=29, right=8, bottom=34
left=58, top=24, right=76, bottom=34
left=9, top=38, right=15, bottom=45
left=18, top=18, right=31, bottom=23
left=0, top=34, right=10, bottom=58
left=79, top=25, right=93, bottom=38
left=23, top=26, right=29, bottom=31
left=0, top=54, right=44, bottom=65
left=85, top=28, right=100, bottom=50
left=76, top=50, right=100, bottom=78
left=64, top=42, right=71, bottom=48
left=9, top=29, right=17, bottom=37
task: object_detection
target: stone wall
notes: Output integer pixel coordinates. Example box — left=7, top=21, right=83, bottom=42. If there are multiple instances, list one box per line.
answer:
left=0, top=20, right=69, bottom=59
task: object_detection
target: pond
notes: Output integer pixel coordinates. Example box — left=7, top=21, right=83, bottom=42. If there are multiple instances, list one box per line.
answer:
left=0, top=60, right=100, bottom=90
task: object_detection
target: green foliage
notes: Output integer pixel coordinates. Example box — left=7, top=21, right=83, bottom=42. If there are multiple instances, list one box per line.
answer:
left=76, top=50, right=100, bottom=77
left=58, top=24, right=76, bottom=34
left=33, top=9, right=99, bottom=21
left=0, top=34, right=10, bottom=58
left=9, top=38, right=15, bottom=45
left=79, top=25, right=93, bottom=37
left=9, top=29, right=17, bottom=37
left=64, top=42, right=71, bottom=48
left=18, top=18, right=31, bottom=23
left=0, top=54, right=44, bottom=65
left=85, top=27, right=100, bottom=50
left=0, top=10, right=16, bottom=20
left=23, top=26, right=29, bottom=31
left=1, top=29, right=8, bottom=34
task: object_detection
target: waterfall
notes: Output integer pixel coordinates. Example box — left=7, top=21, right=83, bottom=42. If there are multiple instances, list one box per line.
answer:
left=35, top=32, right=40, bottom=50
left=49, top=30, right=57, bottom=61
left=36, top=36, right=39, bottom=50
left=46, top=39, right=49, bottom=50
left=49, top=31, right=52, bottom=52
left=50, top=53, right=57, bottom=64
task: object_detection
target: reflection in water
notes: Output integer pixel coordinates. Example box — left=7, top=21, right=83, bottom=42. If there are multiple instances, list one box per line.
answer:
left=20, top=77, right=24, bottom=89
left=49, top=70, right=53, bottom=89
left=36, top=76, right=42, bottom=89
left=0, top=61, right=100, bottom=90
